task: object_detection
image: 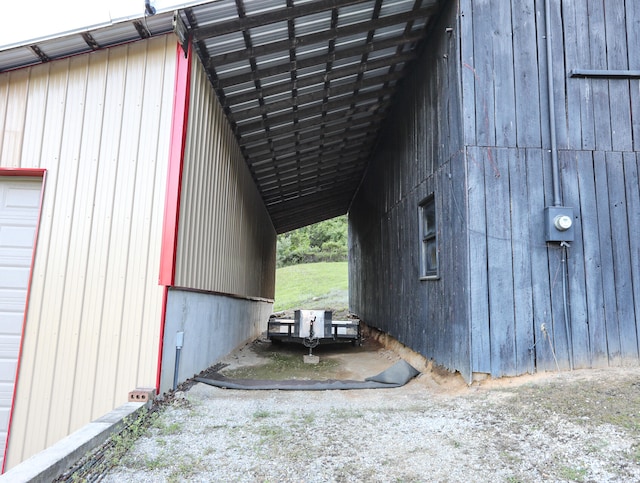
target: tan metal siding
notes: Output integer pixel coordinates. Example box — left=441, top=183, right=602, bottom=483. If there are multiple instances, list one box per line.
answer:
left=174, top=56, right=276, bottom=299
left=0, top=36, right=177, bottom=468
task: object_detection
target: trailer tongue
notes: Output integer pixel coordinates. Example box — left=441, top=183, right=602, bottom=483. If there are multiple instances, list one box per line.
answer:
left=267, top=309, right=361, bottom=356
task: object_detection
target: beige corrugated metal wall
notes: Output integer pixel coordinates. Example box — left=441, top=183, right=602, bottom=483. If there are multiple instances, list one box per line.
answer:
left=0, top=36, right=177, bottom=468
left=174, top=55, right=276, bottom=299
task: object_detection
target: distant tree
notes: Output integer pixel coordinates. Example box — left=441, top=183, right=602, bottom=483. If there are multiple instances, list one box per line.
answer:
left=276, top=215, right=347, bottom=267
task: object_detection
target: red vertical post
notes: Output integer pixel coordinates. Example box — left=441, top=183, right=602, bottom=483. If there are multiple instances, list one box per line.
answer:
left=156, top=41, right=192, bottom=393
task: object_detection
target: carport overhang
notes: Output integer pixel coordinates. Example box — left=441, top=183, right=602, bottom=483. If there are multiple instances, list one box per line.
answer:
left=0, top=0, right=443, bottom=233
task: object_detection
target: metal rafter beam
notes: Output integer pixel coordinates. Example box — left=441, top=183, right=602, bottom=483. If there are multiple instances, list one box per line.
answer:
left=234, top=85, right=393, bottom=132
left=239, top=105, right=386, bottom=145
left=205, top=6, right=435, bottom=67
left=216, top=49, right=414, bottom=93
left=252, top=145, right=368, bottom=173
left=222, top=31, right=420, bottom=105
left=238, top=102, right=389, bottom=144
left=244, top=127, right=376, bottom=161
left=193, top=0, right=375, bottom=40
left=261, top=169, right=365, bottom=197
left=255, top=160, right=367, bottom=188
left=230, top=69, right=402, bottom=121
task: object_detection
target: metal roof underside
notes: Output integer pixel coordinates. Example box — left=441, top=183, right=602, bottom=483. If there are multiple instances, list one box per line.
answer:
left=0, top=0, right=442, bottom=233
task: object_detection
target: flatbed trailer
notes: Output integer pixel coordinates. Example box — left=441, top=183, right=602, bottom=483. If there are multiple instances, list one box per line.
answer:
left=267, top=309, right=360, bottom=346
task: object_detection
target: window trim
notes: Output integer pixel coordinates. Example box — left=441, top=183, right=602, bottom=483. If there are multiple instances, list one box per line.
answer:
left=418, top=194, right=439, bottom=280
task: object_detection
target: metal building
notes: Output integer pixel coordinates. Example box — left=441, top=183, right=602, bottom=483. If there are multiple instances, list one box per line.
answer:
left=0, top=0, right=639, bottom=472
left=0, top=13, right=275, bottom=469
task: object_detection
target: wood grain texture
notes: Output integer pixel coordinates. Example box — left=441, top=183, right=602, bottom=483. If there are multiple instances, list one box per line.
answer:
left=623, top=152, right=640, bottom=357
left=604, top=0, right=632, bottom=152
left=526, top=148, right=555, bottom=372
left=606, top=152, right=637, bottom=359
left=576, top=151, right=608, bottom=364
left=593, top=151, right=621, bottom=361
left=512, top=1, right=542, bottom=148
left=509, top=149, right=535, bottom=373
left=559, top=151, right=589, bottom=368
left=349, top=1, right=470, bottom=378
left=484, top=148, right=516, bottom=376
left=467, top=146, right=490, bottom=373
left=350, top=0, right=640, bottom=379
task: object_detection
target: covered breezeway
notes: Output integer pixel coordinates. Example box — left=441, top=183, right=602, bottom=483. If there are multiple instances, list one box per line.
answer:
left=1, top=0, right=445, bottom=234
left=3, top=0, right=639, bottom=386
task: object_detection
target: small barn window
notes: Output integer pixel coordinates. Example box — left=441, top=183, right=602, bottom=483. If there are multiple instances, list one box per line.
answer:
left=419, top=195, right=438, bottom=279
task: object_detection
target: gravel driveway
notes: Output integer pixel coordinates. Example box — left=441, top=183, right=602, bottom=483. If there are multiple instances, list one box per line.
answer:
left=95, top=338, right=640, bottom=483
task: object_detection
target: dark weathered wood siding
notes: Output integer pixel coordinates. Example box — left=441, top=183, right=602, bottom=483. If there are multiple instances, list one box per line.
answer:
left=349, top=1, right=470, bottom=378
left=351, top=0, right=640, bottom=379
left=463, top=0, right=640, bottom=375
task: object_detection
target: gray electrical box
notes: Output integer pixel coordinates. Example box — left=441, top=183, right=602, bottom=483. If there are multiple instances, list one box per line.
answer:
left=544, top=206, right=574, bottom=242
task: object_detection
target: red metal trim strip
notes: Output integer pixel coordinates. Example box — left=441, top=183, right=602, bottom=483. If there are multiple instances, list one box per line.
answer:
left=0, top=168, right=46, bottom=177
left=159, top=41, right=192, bottom=286
left=156, top=41, right=192, bottom=393
left=1, top=169, right=47, bottom=473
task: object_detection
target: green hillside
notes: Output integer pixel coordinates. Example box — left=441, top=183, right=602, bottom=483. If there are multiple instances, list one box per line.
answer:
left=273, top=261, right=348, bottom=317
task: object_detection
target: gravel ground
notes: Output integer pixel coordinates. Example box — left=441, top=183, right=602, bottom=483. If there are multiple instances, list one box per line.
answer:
left=97, top=339, right=640, bottom=483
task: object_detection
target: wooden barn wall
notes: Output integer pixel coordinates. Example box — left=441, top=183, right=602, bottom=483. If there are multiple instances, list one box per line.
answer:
left=174, top=55, right=277, bottom=300
left=349, top=1, right=470, bottom=378
left=0, top=37, right=176, bottom=467
left=461, top=0, right=640, bottom=375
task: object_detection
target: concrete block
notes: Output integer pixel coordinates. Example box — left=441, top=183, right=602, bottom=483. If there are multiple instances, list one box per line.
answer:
left=303, top=355, right=320, bottom=364
left=128, top=387, right=156, bottom=403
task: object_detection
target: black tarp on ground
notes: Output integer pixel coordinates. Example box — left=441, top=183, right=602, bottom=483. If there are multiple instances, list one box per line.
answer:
left=194, top=359, right=419, bottom=390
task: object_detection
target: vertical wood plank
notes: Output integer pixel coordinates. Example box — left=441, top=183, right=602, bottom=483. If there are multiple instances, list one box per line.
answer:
left=604, top=0, right=632, bottom=151
left=450, top=152, right=471, bottom=381
left=467, top=146, right=490, bottom=374
left=623, top=152, right=640, bottom=357
left=458, top=0, right=478, bottom=146
left=627, top=2, right=640, bottom=151
left=485, top=148, right=516, bottom=376
left=534, top=0, right=551, bottom=149
left=549, top=0, right=568, bottom=149
left=438, top=171, right=455, bottom=367
left=606, top=151, right=637, bottom=359
left=593, top=151, right=620, bottom=361
left=559, top=151, right=590, bottom=368
left=471, top=0, right=496, bottom=147
left=447, top=19, right=463, bottom=155
left=576, top=151, right=608, bottom=364
left=509, top=149, right=535, bottom=373
left=561, top=0, right=584, bottom=150
left=587, top=0, right=613, bottom=151
left=512, top=1, right=541, bottom=148
left=548, top=238, right=571, bottom=369
left=490, top=0, right=516, bottom=146
left=527, top=148, right=555, bottom=371
left=571, top=0, right=596, bottom=150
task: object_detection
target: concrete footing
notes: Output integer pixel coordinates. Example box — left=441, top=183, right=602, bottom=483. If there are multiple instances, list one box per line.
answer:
left=303, top=355, right=320, bottom=364
left=0, top=400, right=151, bottom=483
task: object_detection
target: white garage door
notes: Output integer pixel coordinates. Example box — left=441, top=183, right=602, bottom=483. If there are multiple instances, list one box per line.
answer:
left=0, top=177, right=41, bottom=465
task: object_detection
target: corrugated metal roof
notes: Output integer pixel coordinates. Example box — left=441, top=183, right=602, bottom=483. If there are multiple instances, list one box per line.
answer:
left=0, top=12, right=177, bottom=72
left=0, top=0, right=443, bottom=234
left=183, top=0, right=442, bottom=232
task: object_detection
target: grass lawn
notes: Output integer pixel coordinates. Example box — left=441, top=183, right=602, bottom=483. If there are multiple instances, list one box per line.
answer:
left=273, top=261, right=348, bottom=315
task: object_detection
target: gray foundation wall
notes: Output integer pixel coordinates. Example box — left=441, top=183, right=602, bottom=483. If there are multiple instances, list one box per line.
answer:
left=160, top=288, right=273, bottom=392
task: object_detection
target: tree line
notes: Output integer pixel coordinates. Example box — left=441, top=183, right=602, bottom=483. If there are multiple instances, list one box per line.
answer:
left=276, top=215, right=348, bottom=267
